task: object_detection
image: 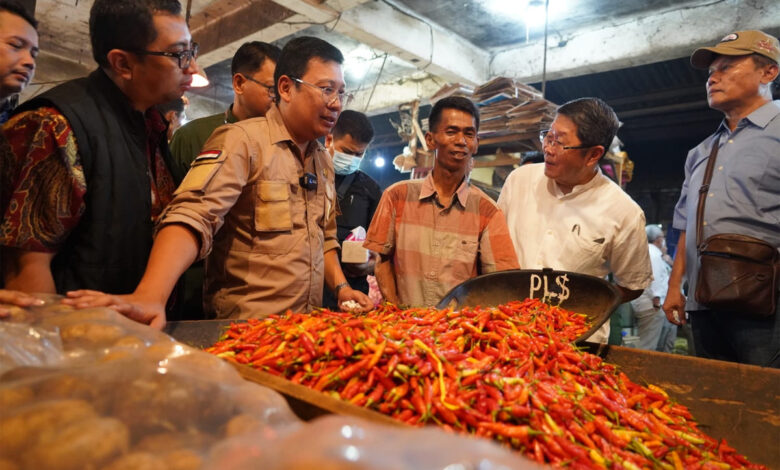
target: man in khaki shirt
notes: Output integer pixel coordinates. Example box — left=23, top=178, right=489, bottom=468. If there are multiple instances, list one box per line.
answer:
left=65, top=36, right=372, bottom=325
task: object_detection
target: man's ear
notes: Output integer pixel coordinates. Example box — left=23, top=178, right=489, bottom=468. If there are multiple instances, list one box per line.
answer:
left=760, top=62, right=779, bottom=85
left=276, top=75, right=294, bottom=104
left=424, top=131, right=436, bottom=150
left=585, top=145, right=605, bottom=167
left=325, top=134, right=334, bottom=149
left=232, top=73, right=245, bottom=95
left=106, top=49, right=135, bottom=81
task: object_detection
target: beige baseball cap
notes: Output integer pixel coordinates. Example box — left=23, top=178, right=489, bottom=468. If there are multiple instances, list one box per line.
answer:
left=690, top=30, right=780, bottom=69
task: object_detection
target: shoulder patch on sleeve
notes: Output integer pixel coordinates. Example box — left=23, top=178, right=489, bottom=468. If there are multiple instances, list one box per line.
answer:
left=193, top=150, right=222, bottom=162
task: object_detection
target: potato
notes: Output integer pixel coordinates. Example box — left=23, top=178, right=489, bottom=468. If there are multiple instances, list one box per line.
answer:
left=224, top=414, right=263, bottom=437
left=21, top=416, right=129, bottom=470
left=60, top=322, right=124, bottom=349
left=161, top=450, right=202, bottom=470
left=0, top=399, right=96, bottom=457
left=102, top=452, right=167, bottom=470
left=133, top=431, right=213, bottom=454
left=0, top=458, right=19, bottom=470
left=0, top=385, right=33, bottom=408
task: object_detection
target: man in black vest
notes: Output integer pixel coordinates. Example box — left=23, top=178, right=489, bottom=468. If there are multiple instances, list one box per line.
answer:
left=0, top=0, right=197, bottom=299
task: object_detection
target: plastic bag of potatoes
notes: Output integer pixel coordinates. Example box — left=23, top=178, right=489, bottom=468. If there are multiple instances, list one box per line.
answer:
left=0, top=299, right=299, bottom=470
left=0, top=343, right=299, bottom=470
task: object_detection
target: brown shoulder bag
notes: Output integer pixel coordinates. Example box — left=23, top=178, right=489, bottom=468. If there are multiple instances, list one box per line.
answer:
left=694, top=142, right=779, bottom=317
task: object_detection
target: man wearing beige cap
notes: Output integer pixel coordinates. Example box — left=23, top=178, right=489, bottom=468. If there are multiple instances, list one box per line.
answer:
left=663, top=30, right=780, bottom=367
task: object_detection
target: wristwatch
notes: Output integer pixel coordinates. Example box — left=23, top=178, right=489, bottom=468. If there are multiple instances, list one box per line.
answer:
left=334, top=282, right=349, bottom=295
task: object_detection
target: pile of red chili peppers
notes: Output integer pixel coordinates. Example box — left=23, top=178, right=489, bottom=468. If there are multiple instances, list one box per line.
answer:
left=207, top=299, right=765, bottom=469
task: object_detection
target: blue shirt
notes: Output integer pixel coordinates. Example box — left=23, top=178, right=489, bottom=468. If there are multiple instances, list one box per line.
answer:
left=673, top=100, right=780, bottom=311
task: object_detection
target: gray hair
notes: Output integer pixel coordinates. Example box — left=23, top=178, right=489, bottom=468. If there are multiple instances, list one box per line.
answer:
left=646, top=224, right=664, bottom=243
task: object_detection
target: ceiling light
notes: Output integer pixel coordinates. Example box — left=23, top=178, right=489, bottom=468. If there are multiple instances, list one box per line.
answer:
left=345, top=45, right=373, bottom=81
left=374, top=156, right=385, bottom=168
left=525, top=0, right=547, bottom=28
left=483, top=0, right=569, bottom=27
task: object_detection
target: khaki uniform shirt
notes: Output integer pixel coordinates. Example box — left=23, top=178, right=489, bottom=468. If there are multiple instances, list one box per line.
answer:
left=158, top=105, right=338, bottom=319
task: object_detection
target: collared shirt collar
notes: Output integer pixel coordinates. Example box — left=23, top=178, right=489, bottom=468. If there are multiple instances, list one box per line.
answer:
left=224, top=105, right=238, bottom=124
left=548, top=166, right=605, bottom=199
left=266, top=104, right=325, bottom=157
left=716, top=99, right=780, bottom=134
left=419, top=171, right=470, bottom=207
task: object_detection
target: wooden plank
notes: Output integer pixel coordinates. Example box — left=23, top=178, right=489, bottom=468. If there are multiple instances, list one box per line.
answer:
left=602, top=345, right=780, bottom=469
left=233, top=363, right=404, bottom=427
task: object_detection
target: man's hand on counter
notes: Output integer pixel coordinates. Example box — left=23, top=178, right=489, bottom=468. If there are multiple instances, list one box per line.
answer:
left=0, top=289, right=45, bottom=317
left=62, top=290, right=166, bottom=329
left=337, top=286, right=373, bottom=314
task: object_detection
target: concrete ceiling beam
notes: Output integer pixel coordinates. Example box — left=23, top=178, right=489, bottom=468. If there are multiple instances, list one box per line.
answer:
left=189, top=0, right=297, bottom=68
left=269, top=0, right=490, bottom=85
left=490, top=0, right=780, bottom=83
left=349, top=75, right=442, bottom=115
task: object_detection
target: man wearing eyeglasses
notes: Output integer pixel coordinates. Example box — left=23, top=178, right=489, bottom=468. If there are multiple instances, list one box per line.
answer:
left=497, top=97, right=651, bottom=343
left=1, top=0, right=196, bottom=298
left=169, top=41, right=280, bottom=182
left=166, top=41, right=279, bottom=320
left=65, top=36, right=372, bottom=325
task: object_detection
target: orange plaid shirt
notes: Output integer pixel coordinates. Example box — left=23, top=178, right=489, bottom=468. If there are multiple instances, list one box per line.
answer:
left=364, top=173, right=519, bottom=307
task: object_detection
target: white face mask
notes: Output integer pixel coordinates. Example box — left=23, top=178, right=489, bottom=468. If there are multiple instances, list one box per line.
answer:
left=333, top=151, right=362, bottom=175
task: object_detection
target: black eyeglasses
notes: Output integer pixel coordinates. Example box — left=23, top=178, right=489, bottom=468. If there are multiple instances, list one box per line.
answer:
left=539, top=129, right=593, bottom=150
left=241, top=74, right=275, bottom=97
left=133, top=42, right=199, bottom=69
left=291, top=77, right=353, bottom=105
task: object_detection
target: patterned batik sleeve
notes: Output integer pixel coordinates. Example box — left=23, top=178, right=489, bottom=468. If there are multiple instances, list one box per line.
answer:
left=0, top=107, right=86, bottom=252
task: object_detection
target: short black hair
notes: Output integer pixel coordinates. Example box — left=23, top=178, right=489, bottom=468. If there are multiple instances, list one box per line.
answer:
left=231, top=41, right=281, bottom=76
left=90, top=0, right=182, bottom=69
left=556, top=97, right=619, bottom=157
left=332, top=110, right=374, bottom=144
left=273, top=36, right=343, bottom=103
left=0, top=0, right=37, bottom=29
left=156, top=96, right=184, bottom=114
left=428, top=96, right=480, bottom=132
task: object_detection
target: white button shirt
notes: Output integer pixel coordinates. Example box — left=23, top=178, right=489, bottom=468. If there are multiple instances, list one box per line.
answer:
left=498, top=163, right=652, bottom=342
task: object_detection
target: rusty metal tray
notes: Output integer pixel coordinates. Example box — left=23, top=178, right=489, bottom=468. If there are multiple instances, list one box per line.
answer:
left=165, top=320, right=780, bottom=468
left=436, top=268, right=623, bottom=342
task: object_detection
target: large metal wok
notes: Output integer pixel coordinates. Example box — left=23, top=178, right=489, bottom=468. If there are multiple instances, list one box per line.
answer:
left=435, top=268, right=623, bottom=342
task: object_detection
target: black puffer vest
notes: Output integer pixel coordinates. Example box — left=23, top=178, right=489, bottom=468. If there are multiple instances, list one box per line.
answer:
left=15, top=69, right=175, bottom=294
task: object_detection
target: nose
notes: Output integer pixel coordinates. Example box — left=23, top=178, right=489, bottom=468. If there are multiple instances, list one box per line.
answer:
left=327, top=95, right=343, bottom=112
left=184, top=57, right=201, bottom=76
left=22, top=49, right=35, bottom=70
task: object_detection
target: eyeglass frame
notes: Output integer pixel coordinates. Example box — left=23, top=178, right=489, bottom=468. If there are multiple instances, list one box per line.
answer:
left=241, top=74, right=275, bottom=98
left=131, top=42, right=199, bottom=70
left=290, top=76, right=353, bottom=105
left=539, top=129, right=594, bottom=151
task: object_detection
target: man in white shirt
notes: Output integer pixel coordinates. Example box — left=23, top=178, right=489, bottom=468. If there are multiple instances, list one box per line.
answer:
left=631, top=225, right=675, bottom=351
left=498, top=97, right=652, bottom=343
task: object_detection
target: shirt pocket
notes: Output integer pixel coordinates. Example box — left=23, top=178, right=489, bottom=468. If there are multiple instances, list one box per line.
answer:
left=569, top=227, right=607, bottom=272
left=724, top=152, right=772, bottom=209
left=255, top=180, right=293, bottom=232
left=444, top=236, right=479, bottom=278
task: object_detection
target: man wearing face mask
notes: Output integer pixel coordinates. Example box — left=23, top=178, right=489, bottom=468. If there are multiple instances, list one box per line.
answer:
left=322, top=110, right=381, bottom=310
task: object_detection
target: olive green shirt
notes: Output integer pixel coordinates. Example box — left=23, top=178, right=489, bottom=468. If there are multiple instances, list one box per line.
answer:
left=169, top=106, right=238, bottom=182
